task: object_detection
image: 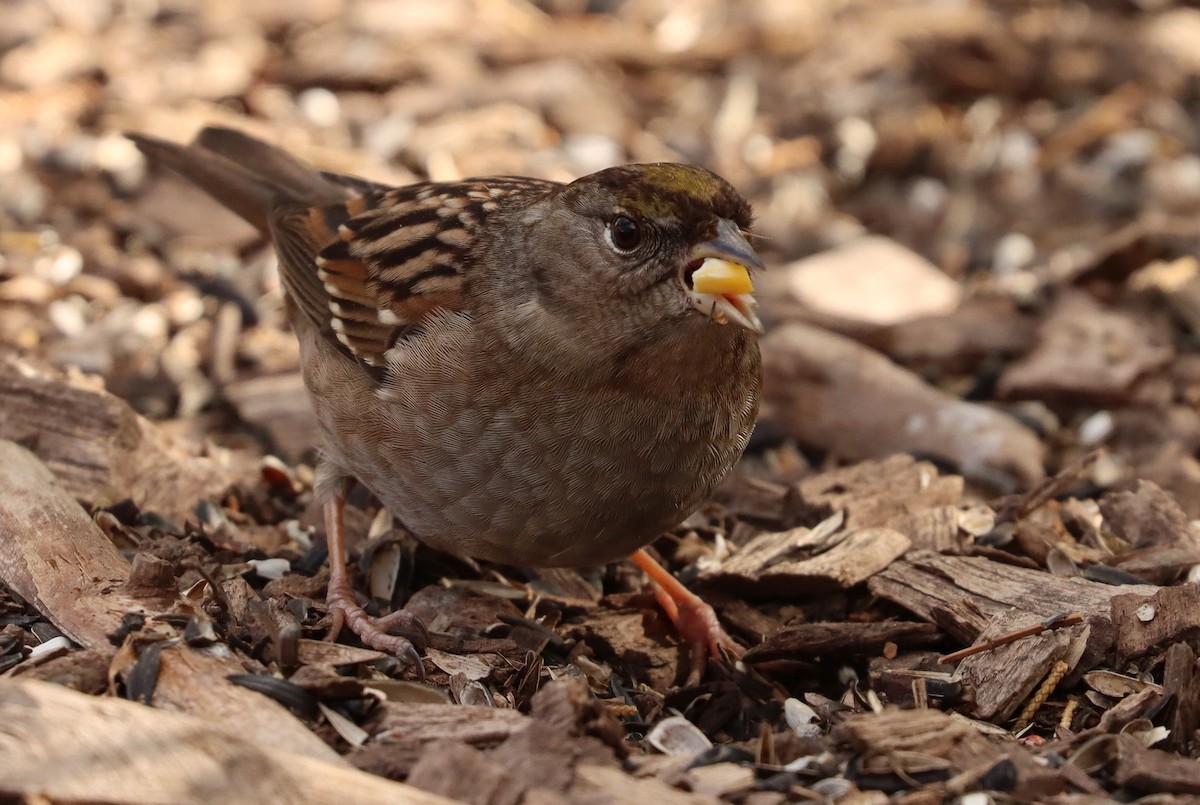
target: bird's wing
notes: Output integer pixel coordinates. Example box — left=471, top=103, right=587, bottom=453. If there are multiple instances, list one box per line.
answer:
left=129, top=126, right=556, bottom=370
left=280, top=176, right=557, bottom=368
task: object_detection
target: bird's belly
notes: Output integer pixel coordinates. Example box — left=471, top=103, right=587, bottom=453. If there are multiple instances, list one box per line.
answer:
left=301, top=320, right=757, bottom=569
left=337, top=390, right=736, bottom=567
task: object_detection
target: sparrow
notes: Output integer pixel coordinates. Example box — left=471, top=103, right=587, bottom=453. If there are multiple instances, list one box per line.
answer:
left=129, top=127, right=764, bottom=680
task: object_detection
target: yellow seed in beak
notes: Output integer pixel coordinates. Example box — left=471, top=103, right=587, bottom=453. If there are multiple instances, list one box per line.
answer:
left=691, top=258, right=754, bottom=295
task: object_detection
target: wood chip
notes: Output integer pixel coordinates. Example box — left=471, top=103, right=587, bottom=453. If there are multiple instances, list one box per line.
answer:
left=763, top=324, right=1045, bottom=490
left=1111, top=583, right=1200, bottom=663
left=0, top=440, right=339, bottom=761
left=745, top=621, right=943, bottom=662
left=0, top=678, right=449, bottom=804
left=701, top=524, right=910, bottom=596
left=871, top=551, right=1156, bottom=644
left=776, top=235, right=962, bottom=326
left=1113, top=737, right=1200, bottom=795
left=0, top=356, right=253, bottom=523
left=997, top=292, right=1173, bottom=404
left=375, top=702, right=528, bottom=749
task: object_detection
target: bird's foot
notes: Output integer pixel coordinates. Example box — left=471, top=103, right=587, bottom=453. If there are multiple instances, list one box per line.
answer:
left=325, top=582, right=428, bottom=677
left=322, top=492, right=427, bottom=676
left=632, top=549, right=744, bottom=686
left=668, top=590, right=744, bottom=677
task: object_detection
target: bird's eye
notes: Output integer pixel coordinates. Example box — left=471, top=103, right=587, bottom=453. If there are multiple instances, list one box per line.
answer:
left=607, top=215, right=642, bottom=253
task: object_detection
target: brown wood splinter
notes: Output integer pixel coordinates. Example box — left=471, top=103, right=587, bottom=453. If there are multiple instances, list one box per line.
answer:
left=938, top=612, right=1084, bottom=664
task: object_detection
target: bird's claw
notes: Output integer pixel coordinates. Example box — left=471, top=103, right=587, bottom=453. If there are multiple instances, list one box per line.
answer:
left=325, top=591, right=428, bottom=679
left=674, top=595, right=744, bottom=687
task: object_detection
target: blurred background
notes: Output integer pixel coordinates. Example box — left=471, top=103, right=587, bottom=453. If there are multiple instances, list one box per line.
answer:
left=2, top=0, right=1198, bottom=510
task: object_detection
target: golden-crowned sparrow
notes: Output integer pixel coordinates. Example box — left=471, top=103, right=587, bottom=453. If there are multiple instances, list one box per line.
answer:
left=130, top=127, right=764, bottom=678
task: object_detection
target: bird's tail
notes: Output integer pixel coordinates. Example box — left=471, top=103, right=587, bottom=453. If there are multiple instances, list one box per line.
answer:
left=127, top=127, right=347, bottom=232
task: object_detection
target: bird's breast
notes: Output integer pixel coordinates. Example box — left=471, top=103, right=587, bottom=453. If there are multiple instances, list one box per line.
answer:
left=307, top=317, right=761, bottom=568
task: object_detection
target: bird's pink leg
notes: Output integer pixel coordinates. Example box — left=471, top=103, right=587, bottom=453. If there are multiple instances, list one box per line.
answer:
left=632, top=548, right=743, bottom=685
left=324, top=495, right=427, bottom=675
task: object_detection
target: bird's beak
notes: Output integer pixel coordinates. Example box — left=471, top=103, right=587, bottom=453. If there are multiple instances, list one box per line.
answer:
left=682, top=218, right=765, bottom=334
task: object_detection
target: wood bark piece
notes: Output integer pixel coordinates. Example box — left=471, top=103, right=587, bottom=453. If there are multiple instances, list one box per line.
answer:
left=834, top=708, right=1063, bottom=801
left=0, top=678, right=451, bottom=805
left=868, top=552, right=1157, bottom=668
left=761, top=322, right=1045, bottom=491
left=1101, top=480, right=1200, bottom=583
left=374, top=702, right=530, bottom=748
left=406, top=740, right=523, bottom=805
left=939, top=613, right=1083, bottom=664
left=567, top=609, right=681, bottom=691
left=744, top=621, right=942, bottom=662
left=1113, top=736, right=1200, bottom=795
left=699, top=525, right=910, bottom=597
left=0, top=440, right=340, bottom=762
left=296, top=638, right=385, bottom=667
left=1162, top=642, right=1200, bottom=752
left=527, top=566, right=604, bottom=603
left=871, top=295, right=1038, bottom=367
left=997, top=291, right=1173, bottom=404
left=1098, top=686, right=1164, bottom=734
left=955, top=609, right=1082, bottom=721
left=402, top=678, right=628, bottom=804
left=0, top=439, right=147, bottom=646
left=868, top=660, right=963, bottom=709
left=1111, top=583, right=1200, bottom=663
left=713, top=474, right=790, bottom=526
left=486, top=710, right=623, bottom=801
left=897, top=505, right=964, bottom=554
left=685, top=763, right=756, bottom=798
left=1102, top=481, right=1199, bottom=548
left=572, top=764, right=717, bottom=805
left=773, top=236, right=962, bottom=327
left=0, top=355, right=252, bottom=523
left=1113, top=545, right=1200, bottom=587
left=787, top=455, right=966, bottom=551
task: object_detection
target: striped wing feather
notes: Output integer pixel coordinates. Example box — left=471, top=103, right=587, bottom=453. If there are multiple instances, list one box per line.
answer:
left=284, top=177, right=557, bottom=368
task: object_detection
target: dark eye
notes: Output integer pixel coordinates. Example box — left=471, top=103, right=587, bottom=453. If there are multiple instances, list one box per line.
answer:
left=607, top=215, right=642, bottom=252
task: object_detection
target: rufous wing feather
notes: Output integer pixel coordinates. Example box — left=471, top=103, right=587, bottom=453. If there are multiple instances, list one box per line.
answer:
left=310, top=178, right=556, bottom=367
left=132, top=128, right=559, bottom=372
